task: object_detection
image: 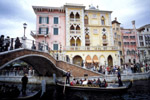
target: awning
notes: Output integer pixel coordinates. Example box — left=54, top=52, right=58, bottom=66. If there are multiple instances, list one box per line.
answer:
left=86, top=60, right=92, bottom=63
left=93, top=60, right=99, bottom=63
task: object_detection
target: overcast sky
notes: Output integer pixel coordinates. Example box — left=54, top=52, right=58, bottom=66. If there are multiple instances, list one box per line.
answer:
left=0, top=0, right=150, bottom=39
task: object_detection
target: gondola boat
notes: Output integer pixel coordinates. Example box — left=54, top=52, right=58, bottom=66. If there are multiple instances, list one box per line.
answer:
left=56, top=81, right=132, bottom=93
left=1, top=90, right=42, bottom=100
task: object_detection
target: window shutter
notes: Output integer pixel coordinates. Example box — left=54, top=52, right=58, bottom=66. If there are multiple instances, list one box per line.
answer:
left=39, top=28, right=41, bottom=34
left=39, top=17, right=42, bottom=24
left=47, top=17, right=49, bottom=24
left=46, top=28, right=49, bottom=34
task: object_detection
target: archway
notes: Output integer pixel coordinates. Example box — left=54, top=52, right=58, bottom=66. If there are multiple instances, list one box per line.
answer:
left=85, top=55, right=92, bottom=69
left=120, top=58, right=123, bottom=65
left=108, top=55, right=113, bottom=66
left=73, top=55, right=82, bottom=66
left=100, top=55, right=105, bottom=66
left=66, top=55, right=70, bottom=63
left=93, top=55, right=99, bottom=67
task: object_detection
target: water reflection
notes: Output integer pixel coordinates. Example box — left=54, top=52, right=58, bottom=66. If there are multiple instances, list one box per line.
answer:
left=43, top=79, right=150, bottom=100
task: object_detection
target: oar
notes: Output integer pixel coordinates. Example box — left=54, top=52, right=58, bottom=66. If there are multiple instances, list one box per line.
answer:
left=63, top=78, right=66, bottom=94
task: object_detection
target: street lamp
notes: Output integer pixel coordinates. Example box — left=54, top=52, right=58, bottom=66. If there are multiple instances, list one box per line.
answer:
left=44, top=34, right=47, bottom=43
left=23, top=23, right=27, bottom=38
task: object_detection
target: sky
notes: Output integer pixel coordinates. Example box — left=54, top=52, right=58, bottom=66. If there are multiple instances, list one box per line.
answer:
left=0, top=0, right=150, bottom=39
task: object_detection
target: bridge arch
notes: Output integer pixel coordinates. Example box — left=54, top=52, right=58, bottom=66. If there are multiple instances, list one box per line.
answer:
left=0, top=49, right=65, bottom=77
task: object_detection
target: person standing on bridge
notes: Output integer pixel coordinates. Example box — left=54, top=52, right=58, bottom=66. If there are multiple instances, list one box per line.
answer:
left=21, top=74, right=28, bottom=95
left=66, top=70, right=71, bottom=84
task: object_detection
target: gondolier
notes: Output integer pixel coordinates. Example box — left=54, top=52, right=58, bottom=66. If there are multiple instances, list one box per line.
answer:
left=66, top=70, right=71, bottom=84
left=116, top=70, right=123, bottom=87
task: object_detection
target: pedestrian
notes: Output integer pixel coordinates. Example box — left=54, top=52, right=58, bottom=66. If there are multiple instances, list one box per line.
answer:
left=116, top=70, right=123, bottom=87
left=4, top=36, right=10, bottom=51
left=66, top=70, right=71, bottom=84
left=15, top=37, right=21, bottom=49
left=21, top=74, right=28, bottom=95
left=0, top=35, right=5, bottom=52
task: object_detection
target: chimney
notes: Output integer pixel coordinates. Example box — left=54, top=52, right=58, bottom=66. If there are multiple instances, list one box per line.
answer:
left=115, top=17, right=117, bottom=21
left=132, top=20, right=135, bottom=25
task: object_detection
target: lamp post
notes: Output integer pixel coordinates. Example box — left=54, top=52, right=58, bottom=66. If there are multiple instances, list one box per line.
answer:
left=44, top=34, right=47, bottom=51
left=23, top=23, right=27, bottom=39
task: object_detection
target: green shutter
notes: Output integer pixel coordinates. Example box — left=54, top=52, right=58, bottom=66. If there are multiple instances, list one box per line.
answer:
left=47, top=17, right=49, bottom=24
left=39, top=28, right=41, bottom=34
left=39, top=17, right=42, bottom=24
left=46, top=28, right=48, bottom=34
left=54, top=28, right=58, bottom=35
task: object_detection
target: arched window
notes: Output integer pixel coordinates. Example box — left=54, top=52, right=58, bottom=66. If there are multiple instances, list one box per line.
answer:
left=76, top=25, right=80, bottom=30
left=76, top=12, right=80, bottom=19
left=70, top=25, right=74, bottom=30
left=84, top=15, right=88, bottom=24
left=70, top=12, right=74, bottom=18
left=101, top=16, right=105, bottom=25
left=102, top=34, right=106, bottom=39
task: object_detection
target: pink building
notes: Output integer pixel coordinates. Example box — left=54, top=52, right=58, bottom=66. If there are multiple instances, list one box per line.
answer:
left=31, top=6, right=66, bottom=51
left=121, top=21, right=139, bottom=64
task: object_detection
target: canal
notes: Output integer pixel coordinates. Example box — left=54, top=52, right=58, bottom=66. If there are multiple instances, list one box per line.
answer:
left=42, top=79, right=150, bottom=100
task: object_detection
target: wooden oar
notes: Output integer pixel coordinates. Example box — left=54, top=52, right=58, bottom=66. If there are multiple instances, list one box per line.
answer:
left=63, top=78, right=66, bottom=94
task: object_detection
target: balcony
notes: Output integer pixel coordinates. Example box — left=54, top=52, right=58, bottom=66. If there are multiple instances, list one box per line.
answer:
left=102, top=39, right=108, bottom=44
left=85, top=39, right=90, bottom=44
left=70, top=18, right=80, bottom=22
left=70, top=30, right=81, bottom=34
left=31, top=31, right=50, bottom=38
left=64, top=46, right=118, bottom=51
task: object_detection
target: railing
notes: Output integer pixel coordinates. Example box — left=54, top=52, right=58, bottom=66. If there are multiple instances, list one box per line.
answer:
left=70, top=30, right=81, bottom=34
left=31, top=31, right=50, bottom=37
left=103, top=39, right=108, bottom=43
left=64, top=46, right=118, bottom=51
left=70, top=18, right=80, bottom=22
left=0, top=37, right=54, bottom=56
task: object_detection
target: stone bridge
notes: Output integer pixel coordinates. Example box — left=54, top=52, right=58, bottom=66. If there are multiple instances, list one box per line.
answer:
left=0, top=48, right=102, bottom=77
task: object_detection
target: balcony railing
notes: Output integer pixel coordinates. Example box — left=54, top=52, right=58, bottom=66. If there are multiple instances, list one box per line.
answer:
left=85, top=39, right=90, bottom=44
left=70, top=18, right=80, bottom=22
left=31, top=31, right=50, bottom=37
left=70, top=30, right=81, bottom=34
left=64, top=46, right=118, bottom=51
left=103, top=39, right=108, bottom=44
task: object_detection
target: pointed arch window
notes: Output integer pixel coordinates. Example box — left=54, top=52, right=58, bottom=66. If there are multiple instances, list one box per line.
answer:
left=101, top=16, right=105, bottom=25
left=84, top=15, right=88, bottom=24
left=102, top=34, right=106, bottom=39
left=70, top=12, right=74, bottom=18
left=76, top=12, right=80, bottom=19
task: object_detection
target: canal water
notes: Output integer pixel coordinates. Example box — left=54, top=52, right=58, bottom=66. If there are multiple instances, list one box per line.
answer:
left=42, top=79, right=150, bottom=100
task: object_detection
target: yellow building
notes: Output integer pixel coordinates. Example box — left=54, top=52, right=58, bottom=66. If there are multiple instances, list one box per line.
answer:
left=112, top=17, right=124, bottom=65
left=63, top=4, right=120, bottom=68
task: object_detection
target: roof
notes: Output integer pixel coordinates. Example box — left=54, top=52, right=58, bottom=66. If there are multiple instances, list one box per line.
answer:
left=138, top=24, right=150, bottom=31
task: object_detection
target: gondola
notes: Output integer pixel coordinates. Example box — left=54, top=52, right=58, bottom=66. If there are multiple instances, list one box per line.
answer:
left=56, top=81, right=132, bottom=93
left=1, top=90, right=42, bottom=100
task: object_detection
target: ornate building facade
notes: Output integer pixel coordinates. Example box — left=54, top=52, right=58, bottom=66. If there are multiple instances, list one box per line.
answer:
left=137, top=24, right=150, bottom=65
left=31, top=3, right=120, bottom=68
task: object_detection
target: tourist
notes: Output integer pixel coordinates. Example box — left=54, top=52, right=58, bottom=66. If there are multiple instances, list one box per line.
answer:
left=21, top=74, right=28, bottom=95
left=0, top=35, right=5, bottom=52
left=102, top=79, right=107, bottom=87
left=116, top=70, right=123, bottom=87
left=15, top=37, right=21, bottom=49
left=96, top=78, right=101, bottom=87
left=4, top=36, right=10, bottom=51
left=66, top=70, right=71, bottom=84
left=82, top=78, right=88, bottom=85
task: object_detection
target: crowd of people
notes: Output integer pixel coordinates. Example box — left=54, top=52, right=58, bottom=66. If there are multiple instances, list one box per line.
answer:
left=0, top=66, right=36, bottom=77
left=83, top=63, right=150, bottom=75
left=69, top=78, right=108, bottom=87
left=0, top=35, right=22, bottom=52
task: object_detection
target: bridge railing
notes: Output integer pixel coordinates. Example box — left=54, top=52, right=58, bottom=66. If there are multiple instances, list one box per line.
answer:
left=1, top=37, right=55, bottom=56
